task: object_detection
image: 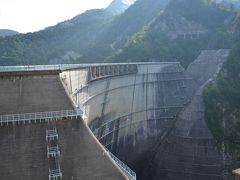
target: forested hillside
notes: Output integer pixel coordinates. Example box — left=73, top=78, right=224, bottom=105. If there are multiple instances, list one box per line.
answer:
left=203, top=23, right=240, bottom=168
left=106, top=0, right=136, bottom=15
left=0, top=9, right=114, bottom=65
left=109, top=0, right=238, bottom=67
left=79, top=0, right=169, bottom=63
left=0, top=29, right=18, bottom=37
left=0, top=0, right=168, bottom=65
left=215, top=0, right=240, bottom=9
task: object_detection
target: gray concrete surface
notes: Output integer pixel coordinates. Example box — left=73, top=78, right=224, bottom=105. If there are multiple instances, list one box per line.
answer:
left=0, top=118, right=127, bottom=180
left=187, top=49, right=231, bottom=86
left=0, top=73, right=73, bottom=115
left=61, top=62, right=197, bottom=175
left=0, top=69, right=127, bottom=180
left=143, top=50, right=231, bottom=180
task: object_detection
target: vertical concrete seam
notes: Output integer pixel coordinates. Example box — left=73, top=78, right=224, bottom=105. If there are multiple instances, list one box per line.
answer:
left=146, top=65, right=149, bottom=123
left=101, top=78, right=111, bottom=118
left=130, top=73, right=137, bottom=132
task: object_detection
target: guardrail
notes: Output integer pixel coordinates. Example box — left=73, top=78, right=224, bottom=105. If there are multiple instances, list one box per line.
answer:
left=0, top=109, right=82, bottom=125
left=105, top=148, right=136, bottom=180
left=0, top=64, right=84, bottom=72
left=0, top=65, right=61, bottom=72
left=0, top=62, right=180, bottom=73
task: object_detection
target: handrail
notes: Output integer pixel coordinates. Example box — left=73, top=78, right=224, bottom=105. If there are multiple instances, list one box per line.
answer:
left=0, top=109, right=82, bottom=124
left=49, top=168, right=62, bottom=178
left=105, top=148, right=136, bottom=180
left=0, top=65, right=61, bottom=72
left=0, top=62, right=180, bottom=73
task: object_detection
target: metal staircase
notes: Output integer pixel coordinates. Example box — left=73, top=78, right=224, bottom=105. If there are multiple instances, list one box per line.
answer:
left=46, top=123, right=62, bottom=180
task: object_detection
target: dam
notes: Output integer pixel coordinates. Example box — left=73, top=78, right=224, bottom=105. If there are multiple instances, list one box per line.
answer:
left=0, top=51, right=231, bottom=180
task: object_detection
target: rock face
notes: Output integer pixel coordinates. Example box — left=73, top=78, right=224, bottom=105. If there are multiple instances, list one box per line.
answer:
left=106, top=0, right=136, bottom=15
left=154, top=14, right=208, bottom=39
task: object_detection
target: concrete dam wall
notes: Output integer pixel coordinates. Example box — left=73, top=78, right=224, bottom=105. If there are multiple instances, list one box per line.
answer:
left=0, top=69, right=128, bottom=180
left=61, top=62, right=197, bottom=173
left=61, top=50, right=230, bottom=180
left=0, top=53, right=231, bottom=180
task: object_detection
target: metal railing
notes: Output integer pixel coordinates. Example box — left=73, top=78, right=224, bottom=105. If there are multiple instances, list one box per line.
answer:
left=0, top=62, right=180, bottom=73
left=0, top=64, right=84, bottom=72
left=105, top=148, right=136, bottom=180
left=0, top=65, right=61, bottom=72
left=47, top=145, right=60, bottom=158
left=0, top=109, right=82, bottom=124
left=49, top=168, right=62, bottom=180
left=46, top=128, right=58, bottom=141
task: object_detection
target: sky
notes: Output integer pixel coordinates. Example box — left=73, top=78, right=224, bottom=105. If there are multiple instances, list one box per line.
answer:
left=0, top=0, right=112, bottom=33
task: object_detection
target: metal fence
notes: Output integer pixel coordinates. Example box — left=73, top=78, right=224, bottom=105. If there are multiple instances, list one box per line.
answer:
left=105, top=148, right=137, bottom=180
left=0, top=109, right=82, bottom=124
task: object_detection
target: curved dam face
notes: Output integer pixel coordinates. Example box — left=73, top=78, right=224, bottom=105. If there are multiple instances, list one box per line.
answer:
left=61, top=62, right=197, bottom=173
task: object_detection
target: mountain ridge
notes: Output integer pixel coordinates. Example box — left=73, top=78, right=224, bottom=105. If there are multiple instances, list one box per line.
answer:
left=0, top=0, right=170, bottom=65
left=109, top=0, right=238, bottom=67
left=106, top=0, right=136, bottom=15
left=0, top=29, right=19, bottom=37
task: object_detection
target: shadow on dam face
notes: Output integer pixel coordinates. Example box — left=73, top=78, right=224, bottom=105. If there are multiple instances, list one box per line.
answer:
left=61, top=62, right=199, bottom=179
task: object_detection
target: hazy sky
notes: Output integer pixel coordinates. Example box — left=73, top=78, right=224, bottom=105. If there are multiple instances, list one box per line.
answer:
left=0, top=0, right=112, bottom=33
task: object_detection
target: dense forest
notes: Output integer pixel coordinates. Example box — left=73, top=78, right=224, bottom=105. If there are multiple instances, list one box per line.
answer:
left=109, top=0, right=238, bottom=67
left=0, top=29, right=18, bottom=37
left=0, top=0, right=239, bottom=67
left=0, top=0, right=168, bottom=65
left=203, top=38, right=240, bottom=167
